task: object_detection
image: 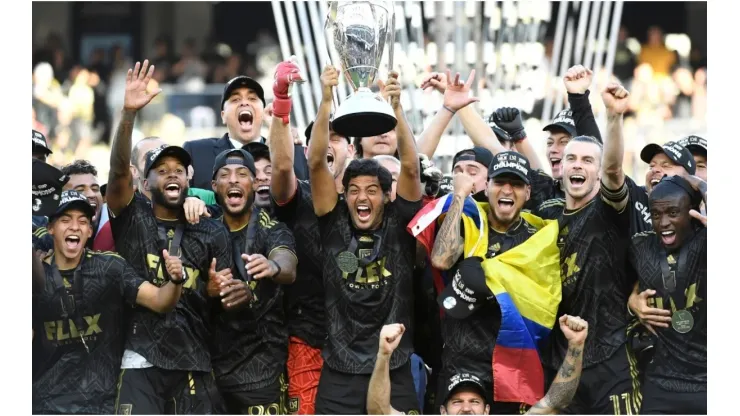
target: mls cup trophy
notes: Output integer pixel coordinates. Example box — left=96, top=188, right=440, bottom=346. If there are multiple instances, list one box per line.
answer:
left=324, top=0, right=397, bottom=138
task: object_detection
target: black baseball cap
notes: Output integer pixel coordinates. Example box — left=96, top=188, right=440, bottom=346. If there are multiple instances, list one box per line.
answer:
left=543, top=109, right=577, bottom=137
left=32, top=159, right=69, bottom=217
left=32, top=129, right=53, bottom=155
left=304, top=115, right=346, bottom=146
left=243, top=142, right=270, bottom=162
left=452, top=146, right=494, bottom=171
left=677, top=135, right=707, bottom=157
left=442, top=373, right=489, bottom=406
left=438, top=257, right=493, bottom=319
left=221, top=76, right=266, bottom=109
left=143, top=145, right=193, bottom=178
left=487, top=119, right=512, bottom=142
left=488, top=151, right=531, bottom=184
left=49, top=190, right=96, bottom=222
left=640, top=141, right=696, bottom=175
left=212, top=149, right=257, bottom=179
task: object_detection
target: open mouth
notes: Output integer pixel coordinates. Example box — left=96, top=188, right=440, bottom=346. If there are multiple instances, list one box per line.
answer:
left=238, top=110, right=254, bottom=129
left=226, top=188, right=244, bottom=205
left=356, top=204, right=371, bottom=221
left=256, top=185, right=270, bottom=198
left=550, top=158, right=562, bottom=173
left=327, top=153, right=335, bottom=169
left=64, top=235, right=81, bottom=250
left=164, top=183, right=181, bottom=198
left=497, top=198, right=514, bottom=210
left=569, top=174, right=586, bottom=187
left=650, top=178, right=661, bottom=187
left=660, top=230, right=676, bottom=246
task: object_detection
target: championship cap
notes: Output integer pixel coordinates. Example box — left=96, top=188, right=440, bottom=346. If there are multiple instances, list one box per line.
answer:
left=243, top=142, right=270, bottom=162
left=677, top=135, right=707, bottom=157
left=143, top=145, right=192, bottom=178
left=437, top=257, right=493, bottom=319
left=442, top=373, right=489, bottom=406
left=212, top=149, right=257, bottom=179
left=640, top=141, right=696, bottom=175
left=49, top=190, right=96, bottom=222
left=32, top=129, right=53, bottom=155
left=488, top=151, right=531, bottom=184
left=221, top=76, right=266, bottom=109
left=452, top=146, right=494, bottom=171
left=543, top=109, right=577, bottom=137
left=32, top=158, right=68, bottom=217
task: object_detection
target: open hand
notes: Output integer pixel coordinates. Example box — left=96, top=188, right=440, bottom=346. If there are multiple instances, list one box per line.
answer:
left=183, top=197, right=211, bottom=225
left=628, top=288, right=672, bottom=334
left=443, top=69, right=479, bottom=112
left=124, top=60, right=161, bottom=111
left=243, top=254, right=279, bottom=279
left=207, top=258, right=233, bottom=297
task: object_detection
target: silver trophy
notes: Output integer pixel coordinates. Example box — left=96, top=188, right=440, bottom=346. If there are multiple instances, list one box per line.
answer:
left=325, top=0, right=397, bottom=138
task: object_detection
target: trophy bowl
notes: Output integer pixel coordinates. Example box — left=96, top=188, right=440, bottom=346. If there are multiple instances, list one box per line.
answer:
left=325, top=0, right=397, bottom=138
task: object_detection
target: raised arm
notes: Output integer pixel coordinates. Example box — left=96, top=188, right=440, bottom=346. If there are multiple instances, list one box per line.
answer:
left=527, top=315, right=588, bottom=415
left=107, top=60, right=160, bottom=216
left=564, top=65, right=602, bottom=142
left=492, top=107, right=545, bottom=171
left=382, top=71, right=422, bottom=202
left=430, top=173, right=472, bottom=270
left=269, top=58, right=304, bottom=204
left=684, top=175, right=707, bottom=226
left=600, top=83, right=630, bottom=211
left=308, top=65, right=341, bottom=216
left=417, top=70, right=482, bottom=159
left=367, top=324, right=406, bottom=415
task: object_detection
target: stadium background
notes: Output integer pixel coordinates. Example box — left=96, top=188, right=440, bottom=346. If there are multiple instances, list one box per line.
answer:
left=32, top=1, right=707, bottom=183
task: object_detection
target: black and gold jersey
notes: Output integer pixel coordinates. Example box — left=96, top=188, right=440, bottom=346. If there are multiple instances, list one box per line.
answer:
left=32, top=250, right=145, bottom=414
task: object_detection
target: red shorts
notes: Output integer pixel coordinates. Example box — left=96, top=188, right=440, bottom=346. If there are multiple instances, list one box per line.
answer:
left=286, top=336, right=323, bottom=415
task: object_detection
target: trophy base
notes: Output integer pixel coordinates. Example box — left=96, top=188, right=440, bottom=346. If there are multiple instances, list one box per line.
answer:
left=332, top=89, right=397, bottom=138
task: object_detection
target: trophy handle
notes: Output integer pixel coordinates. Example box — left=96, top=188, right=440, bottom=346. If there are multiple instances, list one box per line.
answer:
left=386, top=2, right=396, bottom=105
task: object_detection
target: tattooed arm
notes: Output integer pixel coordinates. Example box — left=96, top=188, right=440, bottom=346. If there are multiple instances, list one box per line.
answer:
left=527, top=315, right=588, bottom=415
left=367, top=324, right=406, bottom=415
left=430, top=173, right=474, bottom=270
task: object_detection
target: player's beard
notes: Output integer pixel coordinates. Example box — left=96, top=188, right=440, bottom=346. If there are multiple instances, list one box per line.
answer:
left=151, top=185, right=189, bottom=211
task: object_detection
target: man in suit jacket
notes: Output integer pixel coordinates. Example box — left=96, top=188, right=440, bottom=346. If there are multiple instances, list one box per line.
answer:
left=184, top=76, right=308, bottom=189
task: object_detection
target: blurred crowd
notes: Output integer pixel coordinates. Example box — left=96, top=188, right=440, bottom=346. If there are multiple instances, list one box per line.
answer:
left=32, top=24, right=706, bottom=180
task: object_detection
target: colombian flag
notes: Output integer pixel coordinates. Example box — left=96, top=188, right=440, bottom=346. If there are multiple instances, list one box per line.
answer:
left=407, top=194, right=561, bottom=406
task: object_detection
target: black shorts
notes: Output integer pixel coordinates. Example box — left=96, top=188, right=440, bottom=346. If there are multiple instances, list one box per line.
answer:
left=314, top=361, right=420, bottom=415
left=546, top=344, right=641, bottom=415
left=115, top=367, right=223, bottom=415
left=220, top=374, right=288, bottom=415
left=640, top=379, right=706, bottom=415
left=433, top=371, right=530, bottom=415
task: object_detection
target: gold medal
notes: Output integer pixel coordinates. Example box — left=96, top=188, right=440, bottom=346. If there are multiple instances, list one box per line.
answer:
left=337, top=251, right=359, bottom=274
left=671, top=309, right=694, bottom=334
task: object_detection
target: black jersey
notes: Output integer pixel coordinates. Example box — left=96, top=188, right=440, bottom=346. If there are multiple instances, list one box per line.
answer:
left=625, top=176, right=652, bottom=235
left=629, top=228, right=706, bottom=392
left=543, top=187, right=634, bottom=370
left=211, top=208, right=296, bottom=392
left=440, top=218, right=538, bottom=385
left=318, top=196, right=421, bottom=374
left=271, top=180, right=327, bottom=348
left=32, top=251, right=145, bottom=414
left=525, top=169, right=565, bottom=214
left=109, top=192, right=231, bottom=372
left=33, top=215, right=54, bottom=252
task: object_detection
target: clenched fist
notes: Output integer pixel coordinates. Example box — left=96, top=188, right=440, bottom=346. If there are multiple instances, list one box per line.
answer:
left=563, top=65, right=594, bottom=95
left=453, top=172, right=476, bottom=197
left=162, top=249, right=184, bottom=282
left=378, top=323, right=405, bottom=357
left=601, top=82, right=630, bottom=115
left=272, top=56, right=305, bottom=124
left=377, top=71, right=401, bottom=110
left=320, top=65, right=340, bottom=104
left=559, top=315, right=588, bottom=346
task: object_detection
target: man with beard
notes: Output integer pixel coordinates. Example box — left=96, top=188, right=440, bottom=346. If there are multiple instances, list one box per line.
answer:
left=33, top=190, right=184, bottom=414
left=628, top=175, right=706, bottom=414
left=541, top=82, right=641, bottom=414
left=106, top=60, right=231, bottom=414
left=184, top=73, right=309, bottom=189
left=208, top=147, right=298, bottom=414
left=429, top=152, right=547, bottom=413
left=367, top=315, right=589, bottom=415
left=308, top=63, right=424, bottom=414
left=268, top=59, right=348, bottom=415
left=677, top=135, right=707, bottom=182
left=33, top=129, right=54, bottom=162
left=61, top=160, right=103, bottom=236
left=243, top=142, right=273, bottom=210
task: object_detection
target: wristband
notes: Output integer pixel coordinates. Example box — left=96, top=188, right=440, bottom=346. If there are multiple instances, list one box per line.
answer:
left=442, top=105, right=456, bottom=115
left=170, top=270, right=188, bottom=286
left=271, top=261, right=282, bottom=278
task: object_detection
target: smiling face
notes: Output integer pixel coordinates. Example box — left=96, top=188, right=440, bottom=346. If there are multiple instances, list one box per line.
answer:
left=64, top=173, right=103, bottom=224
left=562, top=140, right=601, bottom=202
left=546, top=129, right=572, bottom=180
left=253, top=157, right=272, bottom=208
left=49, top=209, right=93, bottom=264
left=325, top=133, right=354, bottom=178
left=361, top=129, right=398, bottom=159
left=221, top=87, right=264, bottom=144
left=346, top=175, right=387, bottom=231
left=212, top=160, right=255, bottom=217
left=650, top=192, right=693, bottom=251
left=486, top=175, right=530, bottom=230
left=693, top=153, right=707, bottom=182
left=145, top=156, right=189, bottom=210
left=645, top=153, right=688, bottom=193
